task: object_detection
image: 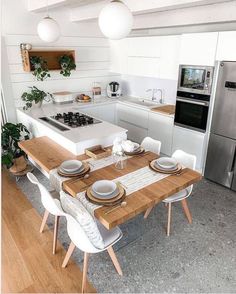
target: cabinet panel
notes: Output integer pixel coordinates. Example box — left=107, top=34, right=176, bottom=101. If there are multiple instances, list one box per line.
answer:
left=99, top=104, right=116, bottom=124
left=216, top=31, right=236, bottom=61
left=148, top=113, right=174, bottom=156
left=172, top=126, right=205, bottom=170
left=118, top=119, right=148, bottom=144
left=117, top=104, right=149, bottom=128
left=179, top=32, right=218, bottom=66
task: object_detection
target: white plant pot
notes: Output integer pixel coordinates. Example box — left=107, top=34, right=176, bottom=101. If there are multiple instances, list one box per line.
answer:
left=32, top=101, right=43, bottom=108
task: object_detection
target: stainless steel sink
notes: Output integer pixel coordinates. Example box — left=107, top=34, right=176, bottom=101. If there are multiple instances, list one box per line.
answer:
left=127, top=98, right=161, bottom=108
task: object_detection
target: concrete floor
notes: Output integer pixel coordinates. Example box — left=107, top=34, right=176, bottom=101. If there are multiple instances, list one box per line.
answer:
left=17, top=170, right=236, bottom=293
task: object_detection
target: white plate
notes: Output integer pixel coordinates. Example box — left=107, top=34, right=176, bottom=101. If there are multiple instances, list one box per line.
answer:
left=60, top=160, right=83, bottom=173
left=122, top=141, right=140, bottom=152
left=156, top=157, right=177, bottom=169
left=154, top=162, right=178, bottom=171
left=92, top=180, right=117, bottom=197
left=91, top=187, right=119, bottom=200
left=59, top=165, right=85, bottom=175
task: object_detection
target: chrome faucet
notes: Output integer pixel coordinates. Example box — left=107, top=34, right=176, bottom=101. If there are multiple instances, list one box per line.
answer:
left=146, top=88, right=164, bottom=103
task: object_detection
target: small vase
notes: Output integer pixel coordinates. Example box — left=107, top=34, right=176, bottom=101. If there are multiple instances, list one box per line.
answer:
left=32, top=101, right=42, bottom=108
left=114, top=154, right=127, bottom=170
left=9, top=156, right=27, bottom=173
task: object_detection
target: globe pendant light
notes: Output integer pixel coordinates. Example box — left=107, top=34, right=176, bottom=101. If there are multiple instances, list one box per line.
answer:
left=37, top=1, right=60, bottom=42
left=98, top=0, right=133, bottom=40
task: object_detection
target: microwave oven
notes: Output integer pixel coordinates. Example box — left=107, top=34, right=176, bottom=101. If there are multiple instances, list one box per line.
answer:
left=178, top=65, right=214, bottom=95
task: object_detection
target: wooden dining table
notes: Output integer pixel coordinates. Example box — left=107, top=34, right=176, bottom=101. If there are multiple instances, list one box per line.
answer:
left=19, top=136, right=202, bottom=230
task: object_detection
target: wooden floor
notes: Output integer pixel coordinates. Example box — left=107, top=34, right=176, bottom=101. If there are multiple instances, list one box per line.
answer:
left=1, top=169, right=96, bottom=293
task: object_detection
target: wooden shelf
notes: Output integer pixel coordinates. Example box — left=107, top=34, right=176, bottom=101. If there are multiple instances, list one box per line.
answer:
left=21, top=49, right=75, bottom=72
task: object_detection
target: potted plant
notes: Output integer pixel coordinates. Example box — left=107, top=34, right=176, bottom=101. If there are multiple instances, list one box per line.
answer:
left=21, top=86, right=52, bottom=110
left=59, top=54, right=76, bottom=77
left=30, top=56, right=50, bottom=81
left=1, top=122, right=30, bottom=173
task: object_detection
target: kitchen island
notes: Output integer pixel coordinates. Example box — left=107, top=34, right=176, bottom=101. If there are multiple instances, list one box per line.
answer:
left=17, top=100, right=127, bottom=156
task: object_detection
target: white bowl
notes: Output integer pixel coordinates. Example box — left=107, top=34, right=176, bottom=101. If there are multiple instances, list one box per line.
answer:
left=156, top=157, right=177, bottom=169
left=60, top=160, right=83, bottom=173
left=92, top=180, right=117, bottom=196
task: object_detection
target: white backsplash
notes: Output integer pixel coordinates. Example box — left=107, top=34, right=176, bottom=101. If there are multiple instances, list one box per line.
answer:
left=120, top=75, right=177, bottom=105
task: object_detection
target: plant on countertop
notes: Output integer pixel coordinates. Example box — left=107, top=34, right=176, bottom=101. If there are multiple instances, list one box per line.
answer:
left=58, top=54, right=76, bottom=77
left=21, top=86, right=52, bottom=110
left=1, top=122, right=30, bottom=169
left=30, top=56, right=51, bottom=81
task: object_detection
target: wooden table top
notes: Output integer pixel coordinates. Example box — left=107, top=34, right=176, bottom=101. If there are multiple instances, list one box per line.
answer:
left=19, top=136, right=202, bottom=230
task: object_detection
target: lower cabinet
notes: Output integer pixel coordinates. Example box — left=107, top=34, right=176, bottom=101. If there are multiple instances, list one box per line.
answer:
left=172, top=126, right=205, bottom=170
left=148, top=112, right=174, bottom=156
left=79, top=104, right=116, bottom=124
left=118, top=119, right=148, bottom=143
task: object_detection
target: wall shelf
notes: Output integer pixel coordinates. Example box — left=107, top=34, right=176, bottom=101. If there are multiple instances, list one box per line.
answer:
left=21, top=49, right=76, bottom=72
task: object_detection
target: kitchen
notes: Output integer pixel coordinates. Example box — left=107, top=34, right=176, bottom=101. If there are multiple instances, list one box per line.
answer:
left=1, top=0, right=236, bottom=293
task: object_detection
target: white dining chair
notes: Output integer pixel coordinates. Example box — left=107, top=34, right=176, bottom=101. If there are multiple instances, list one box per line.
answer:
left=162, top=150, right=196, bottom=236
left=141, top=136, right=161, bottom=155
left=27, top=172, right=64, bottom=254
left=60, top=191, right=123, bottom=293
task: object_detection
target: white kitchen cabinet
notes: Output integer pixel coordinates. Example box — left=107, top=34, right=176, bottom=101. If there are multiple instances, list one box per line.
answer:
left=148, top=112, right=174, bottom=156
left=172, top=126, right=205, bottom=171
left=127, top=56, right=160, bottom=78
left=99, top=104, right=116, bottom=124
left=216, top=31, right=236, bottom=61
left=179, top=32, right=218, bottom=66
left=117, top=103, right=149, bottom=143
left=118, top=119, right=148, bottom=143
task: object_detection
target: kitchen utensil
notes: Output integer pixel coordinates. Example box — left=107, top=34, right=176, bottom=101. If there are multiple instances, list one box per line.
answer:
left=60, top=160, right=83, bottom=173
left=92, top=180, right=117, bottom=196
left=105, top=201, right=127, bottom=215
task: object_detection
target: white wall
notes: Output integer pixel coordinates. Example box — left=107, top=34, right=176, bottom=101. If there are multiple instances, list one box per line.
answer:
left=1, top=0, right=120, bottom=121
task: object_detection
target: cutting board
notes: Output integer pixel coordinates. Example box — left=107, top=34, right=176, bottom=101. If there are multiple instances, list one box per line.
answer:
left=151, top=104, right=175, bottom=115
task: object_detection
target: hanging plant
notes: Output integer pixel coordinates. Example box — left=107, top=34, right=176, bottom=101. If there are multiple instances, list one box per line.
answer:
left=30, top=56, right=51, bottom=81
left=21, top=86, right=52, bottom=110
left=59, top=54, right=76, bottom=77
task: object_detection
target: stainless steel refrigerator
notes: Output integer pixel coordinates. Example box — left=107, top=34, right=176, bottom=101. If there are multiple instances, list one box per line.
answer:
left=205, top=61, right=236, bottom=191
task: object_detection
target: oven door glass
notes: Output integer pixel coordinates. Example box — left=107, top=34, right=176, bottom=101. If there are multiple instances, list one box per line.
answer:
left=175, top=101, right=209, bottom=132
left=180, top=68, right=206, bottom=90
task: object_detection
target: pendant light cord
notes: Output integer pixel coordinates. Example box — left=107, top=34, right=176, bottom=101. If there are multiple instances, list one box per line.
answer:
left=46, top=0, right=49, bottom=17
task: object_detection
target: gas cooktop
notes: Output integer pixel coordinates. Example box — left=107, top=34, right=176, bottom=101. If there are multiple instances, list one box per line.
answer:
left=39, top=112, right=101, bottom=131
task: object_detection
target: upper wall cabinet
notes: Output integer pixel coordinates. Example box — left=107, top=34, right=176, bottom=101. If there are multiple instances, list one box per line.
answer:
left=216, top=31, right=236, bottom=61
left=179, top=32, right=218, bottom=66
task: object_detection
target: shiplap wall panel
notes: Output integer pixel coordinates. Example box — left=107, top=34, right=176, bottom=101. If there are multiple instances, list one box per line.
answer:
left=5, top=35, right=119, bottom=108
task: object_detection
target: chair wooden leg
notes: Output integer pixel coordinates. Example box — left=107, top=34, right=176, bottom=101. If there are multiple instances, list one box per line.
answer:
left=144, top=205, right=154, bottom=219
left=181, top=198, right=192, bottom=224
left=53, top=215, right=60, bottom=255
left=40, top=210, right=49, bottom=233
left=167, top=202, right=172, bottom=236
left=107, top=246, right=123, bottom=276
left=62, top=241, right=76, bottom=268
left=82, top=252, right=89, bottom=294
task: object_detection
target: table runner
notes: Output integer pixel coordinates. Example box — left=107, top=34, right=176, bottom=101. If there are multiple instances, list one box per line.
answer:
left=49, top=154, right=129, bottom=192
left=75, top=166, right=170, bottom=215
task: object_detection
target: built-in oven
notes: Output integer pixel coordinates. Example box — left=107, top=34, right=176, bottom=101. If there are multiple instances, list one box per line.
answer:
left=174, top=91, right=210, bottom=132
left=178, top=65, right=214, bottom=95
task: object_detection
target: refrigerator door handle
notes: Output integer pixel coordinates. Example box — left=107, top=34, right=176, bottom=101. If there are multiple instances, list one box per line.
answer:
left=229, top=145, right=236, bottom=172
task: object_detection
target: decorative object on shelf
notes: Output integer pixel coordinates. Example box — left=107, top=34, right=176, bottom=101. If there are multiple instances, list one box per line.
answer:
left=20, top=43, right=32, bottom=50
left=30, top=56, right=50, bottom=81
left=92, top=82, right=102, bottom=99
left=53, top=91, right=74, bottom=104
left=21, top=86, right=52, bottom=110
left=76, top=94, right=91, bottom=103
left=98, top=0, right=133, bottom=40
left=112, top=137, right=127, bottom=170
left=37, top=0, right=60, bottom=43
left=1, top=122, right=30, bottom=172
left=58, top=54, right=76, bottom=77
